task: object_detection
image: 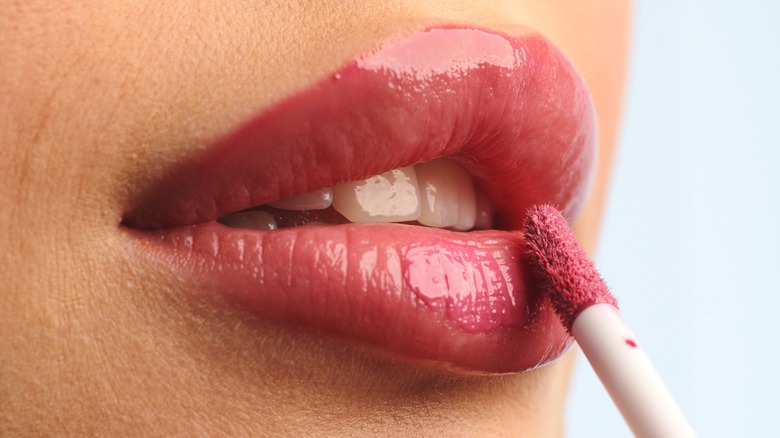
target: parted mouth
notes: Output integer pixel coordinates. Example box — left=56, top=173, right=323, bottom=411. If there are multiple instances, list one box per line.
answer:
left=121, top=26, right=597, bottom=373
left=217, top=158, right=495, bottom=232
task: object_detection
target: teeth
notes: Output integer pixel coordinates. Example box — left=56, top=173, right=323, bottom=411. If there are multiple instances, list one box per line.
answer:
left=267, top=187, right=333, bottom=210
left=217, top=210, right=278, bottom=230
left=219, top=158, right=494, bottom=231
left=415, top=159, right=477, bottom=231
left=332, top=166, right=421, bottom=223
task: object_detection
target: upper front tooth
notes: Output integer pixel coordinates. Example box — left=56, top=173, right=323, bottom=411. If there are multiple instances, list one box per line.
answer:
left=332, top=166, right=421, bottom=223
left=415, top=158, right=477, bottom=231
left=267, top=187, right=333, bottom=210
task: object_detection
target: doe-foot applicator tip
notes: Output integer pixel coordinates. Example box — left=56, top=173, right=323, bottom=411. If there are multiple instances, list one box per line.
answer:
left=523, top=204, right=696, bottom=438
left=523, top=204, right=617, bottom=331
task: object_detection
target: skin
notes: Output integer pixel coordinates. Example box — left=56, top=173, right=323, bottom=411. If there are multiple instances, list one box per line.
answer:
left=0, top=1, right=630, bottom=436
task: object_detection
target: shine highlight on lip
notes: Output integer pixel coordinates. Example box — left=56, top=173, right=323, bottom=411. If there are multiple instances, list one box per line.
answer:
left=123, top=27, right=597, bottom=373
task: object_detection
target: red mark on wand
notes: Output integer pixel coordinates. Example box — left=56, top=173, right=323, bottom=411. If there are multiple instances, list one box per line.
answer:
left=625, top=339, right=637, bottom=347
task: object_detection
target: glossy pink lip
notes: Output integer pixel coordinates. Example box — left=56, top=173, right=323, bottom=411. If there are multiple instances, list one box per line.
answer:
left=123, top=27, right=597, bottom=373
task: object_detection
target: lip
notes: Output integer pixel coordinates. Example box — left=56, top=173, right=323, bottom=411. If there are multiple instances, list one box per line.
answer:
left=122, top=27, right=596, bottom=373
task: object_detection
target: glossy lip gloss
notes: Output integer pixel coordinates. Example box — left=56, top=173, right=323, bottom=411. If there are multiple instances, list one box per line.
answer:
left=122, top=27, right=597, bottom=373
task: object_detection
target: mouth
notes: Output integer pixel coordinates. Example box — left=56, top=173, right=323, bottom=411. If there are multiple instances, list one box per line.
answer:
left=122, top=27, right=596, bottom=373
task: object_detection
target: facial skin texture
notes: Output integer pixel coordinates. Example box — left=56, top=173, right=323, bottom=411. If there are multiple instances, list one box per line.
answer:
left=0, top=1, right=630, bottom=437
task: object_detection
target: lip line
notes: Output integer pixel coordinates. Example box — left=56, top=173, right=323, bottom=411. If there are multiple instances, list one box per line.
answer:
left=122, top=26, right=596, bottom=373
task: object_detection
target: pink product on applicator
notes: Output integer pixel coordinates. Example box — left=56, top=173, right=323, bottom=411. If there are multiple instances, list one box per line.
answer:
left=524, top=205, right=696, bottom=438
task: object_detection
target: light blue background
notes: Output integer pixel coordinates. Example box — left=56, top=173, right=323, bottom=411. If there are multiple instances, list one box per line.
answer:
left=567, top=1, right=780, bottom=436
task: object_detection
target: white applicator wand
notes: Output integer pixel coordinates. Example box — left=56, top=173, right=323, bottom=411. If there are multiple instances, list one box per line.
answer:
left=524, top=205, right=696, bottom=438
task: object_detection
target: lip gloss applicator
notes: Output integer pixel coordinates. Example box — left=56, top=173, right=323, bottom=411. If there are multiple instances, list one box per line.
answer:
left=524, top=205, right=696, bottom=438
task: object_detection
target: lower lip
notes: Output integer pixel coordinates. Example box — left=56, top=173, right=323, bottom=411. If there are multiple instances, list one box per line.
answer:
left=131, top=223, right=572, bottom=373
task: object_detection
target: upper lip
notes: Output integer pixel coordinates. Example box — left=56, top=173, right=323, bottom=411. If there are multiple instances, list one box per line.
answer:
left=122, top=26, right=597, bottom=373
